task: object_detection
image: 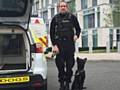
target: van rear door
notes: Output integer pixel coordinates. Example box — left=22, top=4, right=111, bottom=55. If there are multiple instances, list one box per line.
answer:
left=0, top=0, right=33, bottom=73
left=0, top=0, right=32, bottom=29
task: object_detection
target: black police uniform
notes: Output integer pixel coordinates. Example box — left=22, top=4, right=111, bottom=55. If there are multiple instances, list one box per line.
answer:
left=50, top=12, right=81, bottom=84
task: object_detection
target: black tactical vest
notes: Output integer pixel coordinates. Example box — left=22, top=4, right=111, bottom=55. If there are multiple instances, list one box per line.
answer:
left=55, top=13, right=74, bottom=39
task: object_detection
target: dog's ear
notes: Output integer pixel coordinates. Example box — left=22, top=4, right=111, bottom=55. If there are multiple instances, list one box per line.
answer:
left=76, top=57, right=82, bottom=65
left=76, top=57, right=87, bottom=63
left=76, top=57, right=80, bottom=63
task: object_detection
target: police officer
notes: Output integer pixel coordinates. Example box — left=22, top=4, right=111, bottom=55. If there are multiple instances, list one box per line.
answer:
left=50, top=1, right=81, bottom=90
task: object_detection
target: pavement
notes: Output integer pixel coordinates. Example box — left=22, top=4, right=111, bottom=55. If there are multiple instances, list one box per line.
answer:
left=45, top=52, right=120, bottom=61
left=75, top=52, right=120, bottom=61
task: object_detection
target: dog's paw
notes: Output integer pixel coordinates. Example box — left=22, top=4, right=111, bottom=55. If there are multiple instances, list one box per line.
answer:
left=83, top=86, right=87, bottom=89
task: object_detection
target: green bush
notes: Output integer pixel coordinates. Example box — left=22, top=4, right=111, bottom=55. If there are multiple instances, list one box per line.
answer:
left=78, top=47, right=117, bottom=53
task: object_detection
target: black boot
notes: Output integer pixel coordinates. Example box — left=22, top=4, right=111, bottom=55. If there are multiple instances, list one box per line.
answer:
left=65, top=82, right=70, bottom=90
left=59, top=82, right=65, bottom=90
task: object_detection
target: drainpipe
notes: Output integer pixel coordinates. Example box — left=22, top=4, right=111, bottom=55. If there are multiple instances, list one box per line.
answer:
left=118, top=41, right=120, bottom=53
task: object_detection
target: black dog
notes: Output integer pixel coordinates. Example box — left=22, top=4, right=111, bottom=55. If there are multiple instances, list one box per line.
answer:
left=71, top=57, right=87, bottom=90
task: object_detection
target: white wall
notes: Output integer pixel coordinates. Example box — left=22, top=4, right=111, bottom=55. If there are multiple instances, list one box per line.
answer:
left=87, top=0, right=92, bottom=8
left=75, top=0, right=81, bottom=11
left=113, top=29, right=117, bottom=47
left=97, top=28, right=109, bottom=47
left=98, top=0, right=109, bottom=5
left=100, top=5, right=113, bottom=28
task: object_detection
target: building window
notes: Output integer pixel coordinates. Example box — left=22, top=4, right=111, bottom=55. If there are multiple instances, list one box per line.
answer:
left=51, top=8, right=55, bottom=18
left=92, top=0, right=97, bottom=6
left=84, top=15, right=88, bottom=29
left=93, top=30, right=98, bottom=47
left=36, top=1, right=39, bottom=11
left=81, top=0, right=87, bottom=9
left=32, top=1, right=39, bottom=16
left=117, top=29, right=120, bottom=42
left=109, top=0, right=112, bottom=3
left=46, top=23, right=49, bottom=33
left=84, top=13, right=95, bottom=29
left=43, top=11, right=48, bottom=23
left=52, top=0, right=58, bottom=3
left=32, top=4, right=35, bottom=15
left=97, top=11, right=100, bottom=27
left=112, top=5, right=120, bottom=27
left=82, top=31, right=88, bottom=48
left=109, top=29, right=113, bottom=48
left=116, top=29, right=120, bottom=47
left=45, top=0, right=49, bottom=7
left=110, top=0, right=120, bottom=4
left=41, top=0, right=44, bottom=8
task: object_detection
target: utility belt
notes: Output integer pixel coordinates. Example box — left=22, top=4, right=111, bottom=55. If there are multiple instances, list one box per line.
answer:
left=57, top=36, right=73, bottom=41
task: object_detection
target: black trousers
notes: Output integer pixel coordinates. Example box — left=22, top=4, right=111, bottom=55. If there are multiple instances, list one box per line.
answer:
left=55, top=39, right=75, bottom=83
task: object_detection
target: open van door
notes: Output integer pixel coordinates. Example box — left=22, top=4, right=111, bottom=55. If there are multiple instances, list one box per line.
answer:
left=0, top=0, right=32, bottom=29
left=0, top=0, right=33, bottom=73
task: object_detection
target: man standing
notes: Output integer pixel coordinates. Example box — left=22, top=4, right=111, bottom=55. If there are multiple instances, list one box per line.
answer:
left=50, top=1, right=81, bottom=90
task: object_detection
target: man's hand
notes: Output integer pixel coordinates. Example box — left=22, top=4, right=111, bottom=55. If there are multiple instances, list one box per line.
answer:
left=52, top=45, right=59, bottom=54
left=73, top=35, right=78, bottom=42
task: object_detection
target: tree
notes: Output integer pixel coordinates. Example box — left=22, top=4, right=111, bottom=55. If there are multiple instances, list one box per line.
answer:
left=68, top=0, right=75, bottom=13
left=112, top=0, right=120, bottom=27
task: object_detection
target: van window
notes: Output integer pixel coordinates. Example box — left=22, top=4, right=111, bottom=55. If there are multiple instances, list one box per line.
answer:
left=0, top=34, right=23, bottom=55
left=0, top=34, right=26, bottom=70
left=0, top=0, right=27, bottom=17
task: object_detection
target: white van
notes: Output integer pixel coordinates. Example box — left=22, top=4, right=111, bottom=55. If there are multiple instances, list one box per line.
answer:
left=0, top=0, right=47, bottom=90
